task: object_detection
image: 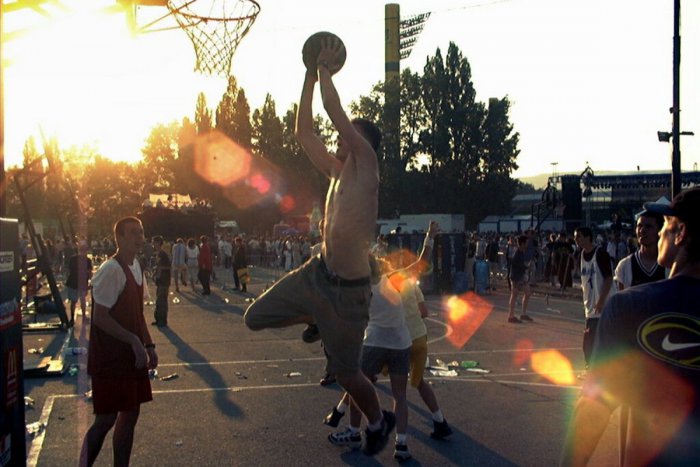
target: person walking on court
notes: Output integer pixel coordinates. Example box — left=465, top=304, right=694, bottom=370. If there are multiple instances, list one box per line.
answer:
left=244, top=36, right=395, bottom=455
left=507, top=235, right=533, bottom=323
left=80, top=217, right=157, bottom=467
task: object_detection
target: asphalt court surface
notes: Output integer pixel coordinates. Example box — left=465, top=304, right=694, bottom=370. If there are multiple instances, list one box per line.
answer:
left=23, top=268, right=621, bottom=466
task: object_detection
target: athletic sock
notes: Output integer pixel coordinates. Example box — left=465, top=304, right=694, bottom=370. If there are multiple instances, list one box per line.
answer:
left=431, top=410, right=445, bottom=423
left=336, top=401, right=348, bottom=414
left=349, top=425, right=360, bottom=434
left=396, top=433, right=407, bottom=444
left=367, top=417, right=382, bottom=432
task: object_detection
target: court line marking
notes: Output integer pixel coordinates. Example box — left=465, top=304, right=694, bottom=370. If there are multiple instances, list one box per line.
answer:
left=27, top=393, right=56, bottom=467
left=33, top=373, right=581, bottom=401
left=155, top=346, right=581, bottom=368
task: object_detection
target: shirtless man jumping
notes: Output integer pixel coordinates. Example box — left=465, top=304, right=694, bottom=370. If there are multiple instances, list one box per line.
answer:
left=243, top=37, right=394, bottom=455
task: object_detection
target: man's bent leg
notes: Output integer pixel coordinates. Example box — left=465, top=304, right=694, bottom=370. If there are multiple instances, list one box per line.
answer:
left=244, top=262, right=315, bottom=331
left=79, top=413, right=117, bottom=467
left=112, top=408, right=140, bottom=467
left=336, top=371, right=382, bottom=425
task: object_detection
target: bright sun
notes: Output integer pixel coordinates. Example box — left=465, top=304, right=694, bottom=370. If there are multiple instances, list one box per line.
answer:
left=4, top=0, right=226, bottom=167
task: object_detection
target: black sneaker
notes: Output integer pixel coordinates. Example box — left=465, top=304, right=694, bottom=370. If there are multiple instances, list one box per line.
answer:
left=430, top=419, right=453, bottom=440
left=393, top=442, right=411, bottom=460
left=302, top=324, right=321, bottom=343
left=320, top=374, right=336, bottom=386
left=363, top=410, right=396, bottom=456
left=323, top=407, right=345, bottom=427
left=328, top=428, right=362, bottom=449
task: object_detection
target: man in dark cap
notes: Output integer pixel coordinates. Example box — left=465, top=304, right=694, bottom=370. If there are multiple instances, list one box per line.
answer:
left=561, top=187, right=700, bottom=466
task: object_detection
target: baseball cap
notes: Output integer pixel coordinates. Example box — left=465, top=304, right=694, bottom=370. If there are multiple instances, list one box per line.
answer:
left=644, top=187, right=700, bottom=230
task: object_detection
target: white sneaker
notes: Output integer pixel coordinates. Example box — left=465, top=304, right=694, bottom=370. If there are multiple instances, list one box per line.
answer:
left=393, top=442, right=411, bottom=460
left=328, top=428, right=362, bottom=449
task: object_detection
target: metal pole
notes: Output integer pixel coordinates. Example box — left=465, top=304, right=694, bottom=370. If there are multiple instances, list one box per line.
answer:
left=1, top=3, right=6, bottom=218
left=671, top=0, right=681, bottom=197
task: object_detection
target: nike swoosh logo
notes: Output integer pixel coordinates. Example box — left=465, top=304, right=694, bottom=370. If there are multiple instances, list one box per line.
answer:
left=662, top=334, right=700, bottom=352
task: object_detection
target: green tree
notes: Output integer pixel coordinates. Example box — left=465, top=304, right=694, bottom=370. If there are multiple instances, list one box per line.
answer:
left=83, top=156, right=141, bottom=235
left=251, top=94, right=284, bottom=164
left=138, top=121, right=180, bottom=193
left=215, top=76, right=252, bottom=149
left=195, top=92, right=213, bottom=134
left=18, top=136, right=46, bottom=219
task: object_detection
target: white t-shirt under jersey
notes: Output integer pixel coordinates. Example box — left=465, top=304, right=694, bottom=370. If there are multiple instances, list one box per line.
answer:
left=91, top=258, right=144, bottom=309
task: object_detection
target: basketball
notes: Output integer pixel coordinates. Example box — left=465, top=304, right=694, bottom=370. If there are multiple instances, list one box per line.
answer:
left=302, top=31, right=347, bottom=75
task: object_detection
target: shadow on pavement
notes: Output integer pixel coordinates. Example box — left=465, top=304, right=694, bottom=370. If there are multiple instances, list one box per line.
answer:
left=160, top=327, right=244, bottom=419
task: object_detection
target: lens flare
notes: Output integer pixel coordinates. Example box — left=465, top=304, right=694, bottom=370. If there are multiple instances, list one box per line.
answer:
left=530, top=349, right=576, bottom=385
left=193, top=130, right=251, bottom=187
left=514, top=339, right=535, bottom=366
left=186, top=130, right=302, bottom=213
left=443, top=292, right=493, bottom=348
left=250, top=173, right=271, bottom=194
left=577, top=352, right=695, bottom=465
left=377, top=275, right=403, bottom=305
left=279, top=195, right=296, bottom=213
left=385, top=249, right=418, bottom=270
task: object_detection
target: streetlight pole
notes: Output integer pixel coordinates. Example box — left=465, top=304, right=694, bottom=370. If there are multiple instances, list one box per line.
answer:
left=671, top=0, right=681, bottom=197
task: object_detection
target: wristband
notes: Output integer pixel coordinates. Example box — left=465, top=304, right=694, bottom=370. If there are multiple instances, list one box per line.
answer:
left=144, top=343, right=156, bottom=349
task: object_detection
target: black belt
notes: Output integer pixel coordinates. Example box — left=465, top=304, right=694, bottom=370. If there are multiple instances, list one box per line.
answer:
left=319, top=257, right=370, bottom=287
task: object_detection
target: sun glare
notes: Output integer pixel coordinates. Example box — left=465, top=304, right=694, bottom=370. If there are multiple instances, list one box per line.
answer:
left=530, top=349, right=576, bottom=386
left=5, top=4, right=145, bottom=163
left=4, top=0, right=216, bottom=167
left=443, top=292, right=493, bottom=348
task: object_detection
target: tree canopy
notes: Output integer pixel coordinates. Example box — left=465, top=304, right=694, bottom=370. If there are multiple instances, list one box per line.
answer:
left=6, top=43, right=521, bottom=237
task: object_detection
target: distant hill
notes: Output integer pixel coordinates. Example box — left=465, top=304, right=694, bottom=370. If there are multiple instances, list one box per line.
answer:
left=517, top=170, right=674, bottom=190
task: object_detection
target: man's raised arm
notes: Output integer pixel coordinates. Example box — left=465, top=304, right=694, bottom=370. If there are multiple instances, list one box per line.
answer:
left=316, top=40, right=374, bottom=165
left=295, top=71, right=340, bottom=178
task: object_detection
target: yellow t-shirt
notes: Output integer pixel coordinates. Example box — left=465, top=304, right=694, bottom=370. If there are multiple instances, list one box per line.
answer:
left=398, top=277, right=427, bottom=339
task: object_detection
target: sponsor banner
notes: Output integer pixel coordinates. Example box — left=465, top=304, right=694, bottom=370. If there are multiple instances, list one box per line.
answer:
left=0, top=252, right=12, bottom=273
left=0, top=301, right=19, bottom=331
left=4, top=347, right=18, bottom=409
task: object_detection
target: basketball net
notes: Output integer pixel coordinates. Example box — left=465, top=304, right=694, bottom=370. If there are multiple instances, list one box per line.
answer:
left=167, top=0, right=260, bottom=77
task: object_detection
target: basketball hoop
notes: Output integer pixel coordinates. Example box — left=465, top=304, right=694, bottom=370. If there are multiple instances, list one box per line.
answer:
left=167, top=0, right=260, bottom=77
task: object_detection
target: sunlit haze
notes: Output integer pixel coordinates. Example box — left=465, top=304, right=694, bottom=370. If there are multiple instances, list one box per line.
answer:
left=4, top=0, right=699, bottom=179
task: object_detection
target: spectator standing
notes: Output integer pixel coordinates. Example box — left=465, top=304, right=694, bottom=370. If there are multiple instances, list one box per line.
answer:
left=65, top=243, right=93, bottom=327
left=615, top=211, right=666, bottom=291
left=79, top=217, right=157, bottom=467
left=198, top=236, right=212, bottom=295
left=171, top=238, right=187, bottom=292
left=233, top=236, right=248, bottom=293
left=220, top=235, right=233, bottom=270
left=507, top=235, right=533, bottom=323
left=185, top=238, right=199, bottom=292
left=573, top=227, right=614, bottom=372
left=152, top=236, right=171, bottom=326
